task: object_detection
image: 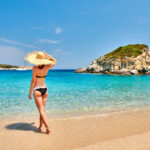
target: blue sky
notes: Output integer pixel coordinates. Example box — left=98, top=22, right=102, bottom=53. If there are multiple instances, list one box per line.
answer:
left=0, top=0, right=150, bottom=69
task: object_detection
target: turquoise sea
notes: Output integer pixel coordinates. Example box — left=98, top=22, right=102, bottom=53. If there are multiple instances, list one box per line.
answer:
left=0, top=69, right=150, bottom=118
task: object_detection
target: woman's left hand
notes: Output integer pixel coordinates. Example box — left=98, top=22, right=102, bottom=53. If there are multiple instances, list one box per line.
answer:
left=28, top=94, right=32, bottom=100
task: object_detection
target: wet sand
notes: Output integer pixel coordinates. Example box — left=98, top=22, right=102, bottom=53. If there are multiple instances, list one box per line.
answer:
left=0, top=108, right=150, bottom=150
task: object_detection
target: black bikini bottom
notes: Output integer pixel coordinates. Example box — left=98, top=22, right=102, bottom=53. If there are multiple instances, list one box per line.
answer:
left=36, top=88, right=47, bottom=96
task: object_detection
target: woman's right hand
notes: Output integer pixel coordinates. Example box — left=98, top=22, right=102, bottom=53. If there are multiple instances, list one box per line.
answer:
left=42, top=51, right=48, bottom=56
left=28, top=94, right=32, bottom=100
left=42, top=51, right=50, bottom=59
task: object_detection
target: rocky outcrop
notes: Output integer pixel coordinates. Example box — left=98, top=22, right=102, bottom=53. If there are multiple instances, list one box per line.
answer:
left=75, top=67, right=87, bottom=73
left=75, top=44, right=150, bottom=75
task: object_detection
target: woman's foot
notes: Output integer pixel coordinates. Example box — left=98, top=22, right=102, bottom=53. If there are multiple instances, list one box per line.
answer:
left=46, top=127, right=51, bottom=134
left=38, top=126, right=42, bottom=132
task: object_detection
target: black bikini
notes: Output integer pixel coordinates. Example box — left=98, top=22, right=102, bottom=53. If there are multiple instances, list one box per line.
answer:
left=36, top=88, right=47, bottom=96
left=36, top=75, right=47, bottom=78
left=34, top=75, right=47, bottom=95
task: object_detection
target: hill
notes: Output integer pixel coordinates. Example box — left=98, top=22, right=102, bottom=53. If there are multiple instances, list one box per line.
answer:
left=104, top=44, right=148, bottom=59
left=0, top=64, right=32, bottom=70
left=75, top=44, right=150, bottom=75
left=0, top=64, right=19, bottom=68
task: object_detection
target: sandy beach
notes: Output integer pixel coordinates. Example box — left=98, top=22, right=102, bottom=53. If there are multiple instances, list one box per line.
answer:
left=0, top=108, right=150, bottom=150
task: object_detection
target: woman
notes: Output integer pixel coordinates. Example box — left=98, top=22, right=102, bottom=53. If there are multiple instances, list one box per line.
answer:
left=24, top=51, right=57, bottom=134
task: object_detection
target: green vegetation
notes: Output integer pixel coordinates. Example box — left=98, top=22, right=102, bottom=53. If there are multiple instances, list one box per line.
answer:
left=104, top=44, right=148, bottom=59
left=0, top=64, right=19, bottom=68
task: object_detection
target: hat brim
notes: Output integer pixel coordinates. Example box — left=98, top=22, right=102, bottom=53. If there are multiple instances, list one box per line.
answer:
left=24, top=51, right=53, bottom=65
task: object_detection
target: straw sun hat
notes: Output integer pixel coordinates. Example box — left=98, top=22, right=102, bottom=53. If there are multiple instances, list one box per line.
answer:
left=24, top=51, right=53, bottom=65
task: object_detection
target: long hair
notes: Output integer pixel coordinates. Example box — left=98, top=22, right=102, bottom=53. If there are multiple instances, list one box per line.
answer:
left=38, top=65, right=45, bottom=69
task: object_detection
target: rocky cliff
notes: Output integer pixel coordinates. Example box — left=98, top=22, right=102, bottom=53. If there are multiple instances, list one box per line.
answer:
left=75, top=44, right=150, bottom=75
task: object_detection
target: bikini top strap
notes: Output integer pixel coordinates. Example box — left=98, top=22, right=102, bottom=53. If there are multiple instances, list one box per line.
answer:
left=36, top=75, right=47, bottom=78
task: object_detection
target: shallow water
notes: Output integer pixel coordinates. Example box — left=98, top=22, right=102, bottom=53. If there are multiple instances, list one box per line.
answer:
left=0, top=69, right=150, bottom=117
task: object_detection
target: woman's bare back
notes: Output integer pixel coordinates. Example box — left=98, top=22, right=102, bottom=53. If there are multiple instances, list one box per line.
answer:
left=34, top=65, right=49, bottom=87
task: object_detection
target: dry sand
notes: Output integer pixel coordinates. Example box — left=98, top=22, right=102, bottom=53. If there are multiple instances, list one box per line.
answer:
left=0, top=109, right=150, bottom=150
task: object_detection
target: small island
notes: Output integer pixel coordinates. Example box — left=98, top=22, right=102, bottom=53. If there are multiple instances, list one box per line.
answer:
left=75, top=44, right=150, bottom=75
left=0, top=64, right=32, bottom=70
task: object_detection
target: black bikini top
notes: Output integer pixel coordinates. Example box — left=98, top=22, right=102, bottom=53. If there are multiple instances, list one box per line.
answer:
left=36, top=75, right=47, bottom=78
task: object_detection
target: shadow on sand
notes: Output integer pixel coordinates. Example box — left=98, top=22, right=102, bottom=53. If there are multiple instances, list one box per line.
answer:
left=5, top=122, right=45, bottom=134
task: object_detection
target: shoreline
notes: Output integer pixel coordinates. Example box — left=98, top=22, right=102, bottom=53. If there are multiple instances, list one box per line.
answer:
left=1, top=107, right=150, bottom=150
left=1, top=104, right=150, bottom=120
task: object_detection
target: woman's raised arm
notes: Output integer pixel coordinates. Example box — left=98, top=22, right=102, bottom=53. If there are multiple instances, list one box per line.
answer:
left=42, top=51, right=57, bottom=63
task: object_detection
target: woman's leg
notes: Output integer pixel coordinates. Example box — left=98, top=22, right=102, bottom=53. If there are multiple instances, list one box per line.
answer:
left=39, top=91, right=48, bottom=129
left=39, top=114, right=43, bottom=130
left=33, top=90, right=49, bottom=133
left=42, top=91, right=50, bottom=133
